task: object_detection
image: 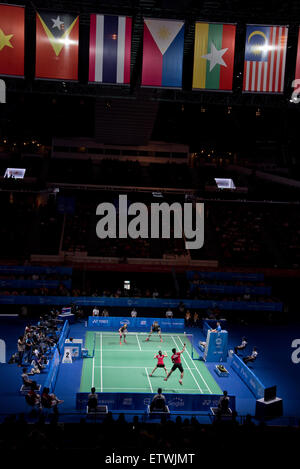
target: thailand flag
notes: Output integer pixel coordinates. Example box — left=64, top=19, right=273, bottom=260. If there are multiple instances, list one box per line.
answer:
left=89, top=14, right=132, bottom=84
left=141, top=18, right=185, bottom=88
left=62, top=307, right=71, bottom=315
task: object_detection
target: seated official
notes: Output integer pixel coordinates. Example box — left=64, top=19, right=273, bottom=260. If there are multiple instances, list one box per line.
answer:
left=243, top=347, right=258, bottom=365
left=217, top=390, right=230, bottom=415
left=234, top=337, right=248, bottom=355
left=87, top=387, right=99, bottom=412
left=150, top=388, right=167, bottom=412
left=210, top=321, right=222, bottom=332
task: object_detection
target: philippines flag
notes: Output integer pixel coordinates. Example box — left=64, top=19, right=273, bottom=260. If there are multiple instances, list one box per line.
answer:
left=89, top=14, right=132, bottom=84
left=243, top=25, right=288, bottom=93
left=141, top=18, right=184, bottom=88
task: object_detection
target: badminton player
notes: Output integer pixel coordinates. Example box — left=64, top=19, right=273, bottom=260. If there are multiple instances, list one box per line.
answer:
left=145, top=321, right=163, bottom=342
left=150, top=350, right=168, bottom=377
left=119, top=324, right=128, bottom=345
left=164, top=343, right=186, bottom=385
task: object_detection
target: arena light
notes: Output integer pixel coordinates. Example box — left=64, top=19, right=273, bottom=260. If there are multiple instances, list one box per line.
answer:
left=4, top=168, right=26, bottom=179
left=214, top=178, right=236, bottom=190
left=152, top=192, right=163, bottom=198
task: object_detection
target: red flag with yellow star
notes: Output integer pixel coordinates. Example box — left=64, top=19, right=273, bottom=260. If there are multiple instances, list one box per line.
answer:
left=0, top=4, right=24, bottom=77
left=35, top=11, right=79, bottom=80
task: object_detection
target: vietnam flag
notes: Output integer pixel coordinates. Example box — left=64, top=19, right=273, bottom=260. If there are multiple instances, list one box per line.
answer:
left=141, top=18, right=184, bottom=88
left=192, top=23, right=236, bottom=91
left=35, top=11, right=79, bottom=80
left=0, top=4, right=24, bottom=77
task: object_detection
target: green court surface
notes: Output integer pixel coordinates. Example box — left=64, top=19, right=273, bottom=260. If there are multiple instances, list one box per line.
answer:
left=80, top=332, right=222, bottom=395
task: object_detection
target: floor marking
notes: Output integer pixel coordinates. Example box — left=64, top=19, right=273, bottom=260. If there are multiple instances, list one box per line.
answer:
left=176, top=335, right=212, bottom=394
left=145, top=367, right=153, bottom=393
left=136, top=334, right=142, bottom=351
left=171, top=336, right=203, bottom=393
left=100, top=332, right=103, bottom=392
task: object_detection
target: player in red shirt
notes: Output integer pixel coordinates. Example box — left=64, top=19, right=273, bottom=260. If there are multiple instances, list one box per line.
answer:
left=118, top=324, right=128, bottom=345
left=149, top=350, right=168, bottom=377
left=164, top=343, right=186, bottom=385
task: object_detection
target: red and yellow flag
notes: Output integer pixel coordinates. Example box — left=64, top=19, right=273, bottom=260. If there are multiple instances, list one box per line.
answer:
left=0, top=4, right=25, bottom=77
left=35, top=11, right=79, bottom=80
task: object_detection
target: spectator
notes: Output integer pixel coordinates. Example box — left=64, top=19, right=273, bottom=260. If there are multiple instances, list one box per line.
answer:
left=41, top=387, right=63, bottom=412
left=193, top=312, right=199, bottom=327
left=184, top=310, right=192, bottom=327
left=25, top=384, right=41, bottom=408
left=24, top=334, right=33, bottom=364
left=131, top=308, right=137, bottom=318
left=165, top=308, right=173, bottom=319
left=92, top=306, right=100, bottom=316
left=21, top=367, right=39, bottom=389
left=17, top=336, right=25, bottom=367
left=101, top=308, right=109, bottom=317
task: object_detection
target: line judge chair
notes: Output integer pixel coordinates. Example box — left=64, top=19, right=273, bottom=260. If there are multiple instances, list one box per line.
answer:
left=210, top=407, right=232, bottom=421
left=86, top=404, right=108, bottom=418
left=147, top=398, right=170, bottom=420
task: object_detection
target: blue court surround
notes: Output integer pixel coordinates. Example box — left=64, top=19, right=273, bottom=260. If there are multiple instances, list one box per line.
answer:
left=1, top=317, right=300, bottom=423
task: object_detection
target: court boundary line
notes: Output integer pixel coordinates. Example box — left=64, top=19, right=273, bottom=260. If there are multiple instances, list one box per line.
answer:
left=94, top=387, right=200, bottom=392
left=145, top=367, right=153, bottom=393
left=100, top=332, right=103, bottom=392
left=94, top=365, right=199, bottom=369
left=171, top=336, right=203, bottom=393
left=136, top=334, right=142, bottom=351
left=88, top=331, right=213, bottom=395
left=176, top=335, right=213, bottom=395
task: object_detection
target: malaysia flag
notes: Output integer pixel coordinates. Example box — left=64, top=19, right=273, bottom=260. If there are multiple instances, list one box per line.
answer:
left=243, top=25, right=288, bottom=93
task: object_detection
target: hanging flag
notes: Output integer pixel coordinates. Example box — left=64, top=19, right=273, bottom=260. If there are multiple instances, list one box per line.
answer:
left=141, top=18, right=184, bottom=88
left=243, top=25, right=288, bottom=93
left=35, top=11, right=79, bottom=80
left=0, top=4, right=24, bottom=77
left=192, top=22, right=236, bottom=91
left=89, top=14, right=132, bottom=84
left=293, top=27, right=300, bottom=94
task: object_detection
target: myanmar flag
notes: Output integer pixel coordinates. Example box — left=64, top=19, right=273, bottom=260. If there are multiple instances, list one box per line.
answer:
left=192, top=23, right=236, bottom=91
left=0, top=4, right=24, bottom=77
left=141, top=18, right=184, bottom=88
left=35, top=11, right=79, bottom=80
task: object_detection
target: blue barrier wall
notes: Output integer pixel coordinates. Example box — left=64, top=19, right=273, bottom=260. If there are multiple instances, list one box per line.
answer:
left=57, top=320, right=70, bottom=355
left=190, top=284, right=271, bottom=295
left=0, top=295, right=283, bottom=311
left=0, top=266, right=72, bottom=275
left=0, top=280, right=71, bottom=289
left=231, top=354, right=265, bottom=399
left=44, top=347, right=60, bottom=393
left=88, top=316, right=185, bottom=331
left=187, top=271, right=264, bottom=282
left=76, top=391, right=236, bottom=413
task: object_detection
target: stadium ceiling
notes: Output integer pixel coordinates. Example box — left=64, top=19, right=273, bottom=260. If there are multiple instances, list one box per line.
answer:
left=1, top=0, right=300, bottom=146
left=3, top=0, right=300, bottom=106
